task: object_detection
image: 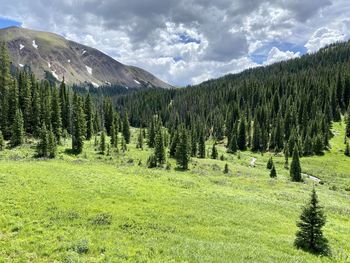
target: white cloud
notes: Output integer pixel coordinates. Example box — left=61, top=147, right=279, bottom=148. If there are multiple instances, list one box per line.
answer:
left=305, top=27, right=345, bottom=53
left=0, top=0, right=348, bottom=86
left=264, top=47, right=300, bottom=65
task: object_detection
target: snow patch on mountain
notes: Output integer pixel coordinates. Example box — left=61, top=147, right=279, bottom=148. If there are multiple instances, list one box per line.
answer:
left=20, top=44, right=24, bottom=50
left=19, top=63, right=24, bottom=67
left=32, top=40, right=38, bottom=49
left=86, top=65, right=92, bottom=75
left=134, top=79, right=141, bottom=85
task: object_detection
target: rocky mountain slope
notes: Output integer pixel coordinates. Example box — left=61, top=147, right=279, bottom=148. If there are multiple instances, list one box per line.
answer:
left=0, top=26, right=172, bottom=89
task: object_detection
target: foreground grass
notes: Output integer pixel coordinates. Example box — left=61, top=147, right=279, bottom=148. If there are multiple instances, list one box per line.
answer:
left=0, top=123, right=349, bottom=262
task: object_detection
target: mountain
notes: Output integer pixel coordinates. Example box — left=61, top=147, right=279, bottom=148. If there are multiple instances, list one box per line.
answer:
left=0, top=26, right=172, bottom=89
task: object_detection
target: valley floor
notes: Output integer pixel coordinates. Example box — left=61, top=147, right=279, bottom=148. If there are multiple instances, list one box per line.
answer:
left=0, top=123, right=349, bottom=262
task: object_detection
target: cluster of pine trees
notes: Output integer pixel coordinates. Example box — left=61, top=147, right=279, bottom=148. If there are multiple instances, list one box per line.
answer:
left=0, top=44, right=131, bottom=156
left=115, top=41, right=350, bottom=158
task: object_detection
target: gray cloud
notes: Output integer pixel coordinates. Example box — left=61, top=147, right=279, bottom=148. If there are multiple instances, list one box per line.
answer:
left=0, top=0, right=348, bottom=86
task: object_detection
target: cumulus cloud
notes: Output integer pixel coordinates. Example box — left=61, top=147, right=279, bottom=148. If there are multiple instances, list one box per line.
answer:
left=305, top=27, right=345, bottom=53
left=264, top=47, right=300, bottom=65
left=0, top=0, right=347, bottom=86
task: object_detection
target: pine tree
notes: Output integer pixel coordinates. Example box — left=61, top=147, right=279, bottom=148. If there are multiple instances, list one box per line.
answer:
left=303, top=134, right=313, bottom=156
left=154, top=129, right=165, bottom=165
left=294, top=188, right=330, bottom=256
left=136, top=128, right=144, bottom=149
left=267, top=156, right=273, bottom=169
left=237, top=118, right=246, bottom=150
left=37, top=123, right=49, bottom=157
left=110, top=122, right=118, bottom=148
left=72, top=95, right=86, bottom=154
left=51, top=87, right=62, bottom=144
left=169, top=129, right=179, bottom=158
left=191, top=129, right=197, bottom=157
left=345, top=140, right=350, bottom=157
left=10, top=109, right=24, bottom=147
left=122, top=112, right=131, bottom=144
left=48, top=129, right=57, bottom=158
left=313, top=134, right=324, bottom=155
left=85, top=93, right=94, bottom=140
left=211, top=143, right=218, bottom=159
left=175, top=127, right=190, bottom=170
left=100, top=130, right=106, bottom=155
left=198, top=129, right=206, bottom=158
left=270, top=164, right=277, bottom=178
left=224, top=163, right=229, bottom=174
left=346, top=106, right=350, bottom=138
left=0, top=131, right=4, bottom=150
left=227, top=133, right=238, bottom=153
left=290, top=145, right=302, bottom=182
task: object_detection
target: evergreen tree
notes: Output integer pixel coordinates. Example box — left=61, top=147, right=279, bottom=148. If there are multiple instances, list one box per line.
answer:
left=313, top=135, right=324, bottom=155
left=198, top=129, right=206, bottom=158
left=211, top=143, right=218, bottom=159
left=10, top=109, right=24, bottom=147
left=85, top=93, right=94, bottom=140
left=290, top=145, right=302, bottom=182
left=0, top=131, right=4, bottom=150
left=270, top=164, right=277, bottom=178
left=51, top=87, right=62, bottom=143
left=345, top=140, right=350, bottom=157
left=72, top=95, right=86, bottom=154
left=147, top=154, right=158, bottom=168
left=154, top=129, right=165, bottom=165
left=228, top=133, right=238, bottom=153
left=122, top=112, right=131, bottom=144
left=175, top=127, right=190, bottom=170
left=48, top=129, right=57, bottom=158
left=346, top=106, right=350, bottom=138
left=267, top=156, right=273, bottom=169
left=110, top=122, right=118, bottom=148
left=136, top=128, right=144, bottom=149
left=169, top=129, right=179, bottom=158
left=303, top=134, right=313, bottom=156
left=237, top=118, right=246, bottom=150
left=100, top=130, right=106, bottom=154
left=191, top=129, right=197, bottom=157
left=224, top=163, right=229, bottom=174
left=294, top=188, right=330, bottom=256
left=37, top=124, right=49, bottom=157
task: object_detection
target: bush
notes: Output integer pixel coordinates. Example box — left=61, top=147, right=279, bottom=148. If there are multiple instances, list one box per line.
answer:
left=71, top=239, right=89, bottom=254
left=147, top=154, right=157, bottom=168
left=90, top=212, right=112, bottom=226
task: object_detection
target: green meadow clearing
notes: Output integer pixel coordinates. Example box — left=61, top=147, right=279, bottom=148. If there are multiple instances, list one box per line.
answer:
left=0, top=122, right=349, bottom=262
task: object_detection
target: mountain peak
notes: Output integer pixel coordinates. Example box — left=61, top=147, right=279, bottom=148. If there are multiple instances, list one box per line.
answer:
left=0, top=27, right=172, bottom=89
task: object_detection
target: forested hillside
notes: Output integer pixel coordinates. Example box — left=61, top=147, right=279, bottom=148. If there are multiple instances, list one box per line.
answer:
left=116, top=41, right=350, bottom=158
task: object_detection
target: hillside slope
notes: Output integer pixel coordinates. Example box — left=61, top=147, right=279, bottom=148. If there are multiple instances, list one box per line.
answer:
left=0, top=26, right=172, bottom=89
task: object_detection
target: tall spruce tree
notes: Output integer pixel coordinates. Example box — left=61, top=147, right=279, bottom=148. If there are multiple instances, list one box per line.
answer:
left=37, top=123, right=49, bottom=157
left=0, top=131, right=4, bottom=150
left=290, top=145, right=302, bottom=182
left=294, top=188, right=330, bottom=256
left=136, top=128, right=144, bottom=149
left=85, top=93, right=94, bottom=140
left=211, top=143, right=218, bottom=159
left=100, top=130, right=106, bottom=155
left=154, top=129, right=166, bottom=165
left=10, top=109, right=24, bottom=147
left=72, top=95, right=86, bottom=154
left=175, top=127, right=190, bottom=170
left=51, top=87, right=62, bottom=144
left=237, top=118, right=246, bottom=150
left=122, top=112, right=131, bottom=144
left=198, top=129, right=206, bottom=158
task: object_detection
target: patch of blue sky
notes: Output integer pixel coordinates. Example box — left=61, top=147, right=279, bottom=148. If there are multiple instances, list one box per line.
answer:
left=0, top=17, right=22, bottom=29
left=251, top=41, right=307, bottom=64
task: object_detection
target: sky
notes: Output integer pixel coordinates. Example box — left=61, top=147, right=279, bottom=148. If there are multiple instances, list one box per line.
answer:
left=0, top=0, right=349, bottom=87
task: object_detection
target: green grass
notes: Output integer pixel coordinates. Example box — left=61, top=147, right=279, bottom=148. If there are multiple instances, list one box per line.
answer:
left=0, top=123, right=349, bottom=262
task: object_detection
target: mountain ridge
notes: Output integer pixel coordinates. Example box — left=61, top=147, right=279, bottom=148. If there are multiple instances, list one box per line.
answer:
left=0, top=26, right=173, bottom=89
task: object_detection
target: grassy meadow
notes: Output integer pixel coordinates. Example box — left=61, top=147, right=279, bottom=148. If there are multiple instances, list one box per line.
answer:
left=0, top=122, right=349, bottom=262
